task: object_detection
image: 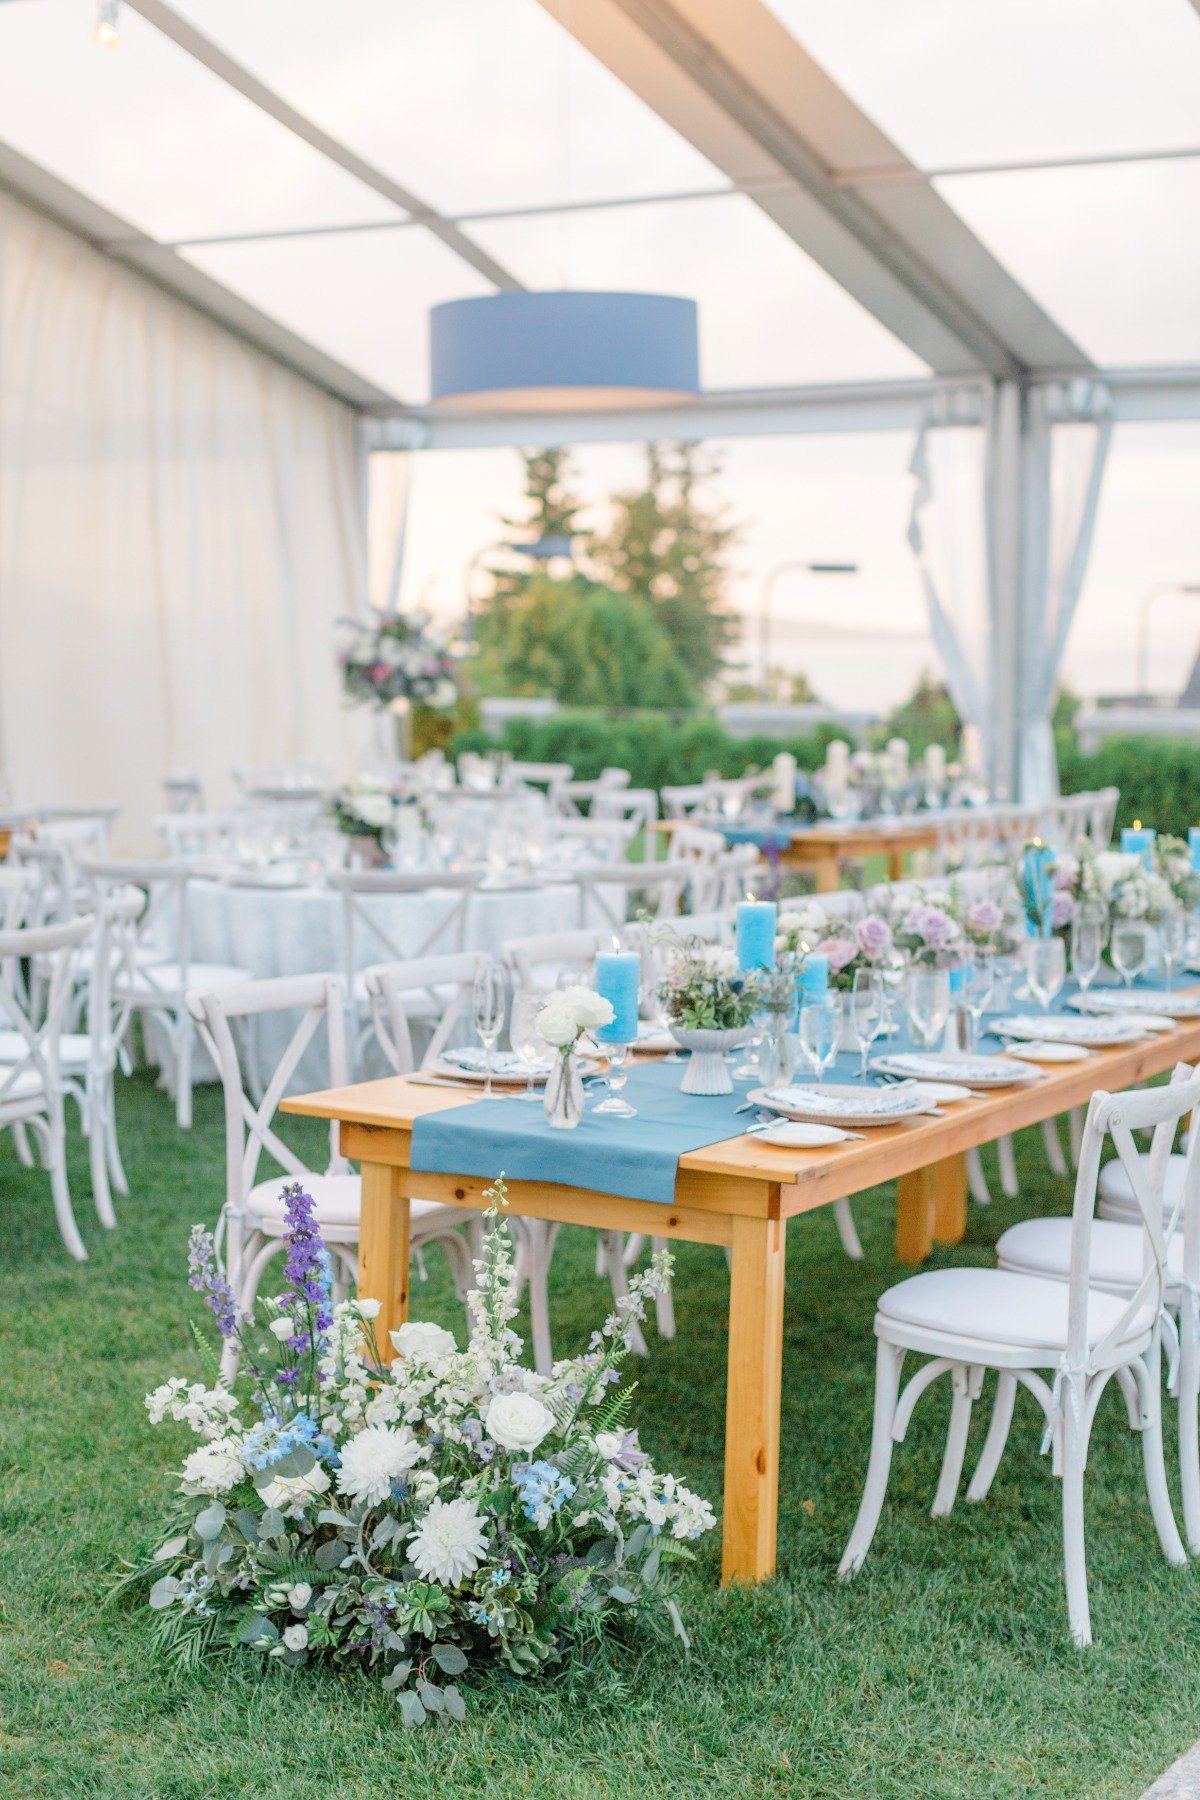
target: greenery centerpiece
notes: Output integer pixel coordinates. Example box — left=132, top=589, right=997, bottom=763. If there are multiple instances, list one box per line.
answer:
left=656, top=936, right=761, bottom=1095
left=339, top=612, right=459, bottom=760
left=124, top=1180, right=713, bottom=1724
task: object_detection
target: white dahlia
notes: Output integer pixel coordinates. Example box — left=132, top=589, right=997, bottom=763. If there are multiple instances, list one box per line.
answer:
left=181, top=1436, right=245, bottom=1496
left=408, top=1496, right=488, bottom=1587
left=336, top=1425, right=421, bottom=1507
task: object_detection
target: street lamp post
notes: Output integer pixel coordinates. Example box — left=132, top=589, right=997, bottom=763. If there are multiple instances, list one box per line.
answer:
left=758, top=560, right=859, bottom=699
left=1135, top=581, right=1200, bottom=698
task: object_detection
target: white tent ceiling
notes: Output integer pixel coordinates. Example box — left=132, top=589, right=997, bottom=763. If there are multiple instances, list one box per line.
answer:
left=2, top=0, right=1198, bottom=442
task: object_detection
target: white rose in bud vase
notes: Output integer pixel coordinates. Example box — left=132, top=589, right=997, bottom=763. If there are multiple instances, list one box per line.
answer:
left=557, top=985, right=615, bottom=1030
left=534, top=1001, right=579, bottom=1049
left=485, top=1390, right=556, bottom=1454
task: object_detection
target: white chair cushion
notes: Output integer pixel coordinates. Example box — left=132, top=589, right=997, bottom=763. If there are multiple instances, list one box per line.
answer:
left=0, top=1030, right=91, bottom=1069
left=997, top=1216, right=1185, bottom=1293
left=246, top=1172, right=462, bottom=1237
left=877, top=1267, right=1151, bottom=1352
left=1097, top=1153, right=1188, bottom=1222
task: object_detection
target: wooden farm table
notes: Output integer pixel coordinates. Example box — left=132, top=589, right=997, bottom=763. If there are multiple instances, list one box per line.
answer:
left=648, top=815, right=940, bottom=891
left=283, top=1015, right=1200, bottom=1589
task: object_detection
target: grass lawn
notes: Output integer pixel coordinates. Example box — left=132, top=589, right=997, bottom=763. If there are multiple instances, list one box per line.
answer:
left=4, top=1074, right=1200, bottom=1800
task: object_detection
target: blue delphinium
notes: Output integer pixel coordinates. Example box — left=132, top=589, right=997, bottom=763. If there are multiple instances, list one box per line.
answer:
left=186, top=1225, right=238, bottom=1338
left=512, top=1461, right=576, bottom=1528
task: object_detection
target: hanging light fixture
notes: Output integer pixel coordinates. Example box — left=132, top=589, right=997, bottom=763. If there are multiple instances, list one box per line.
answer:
left=429, top=290, right=700, bottom=413
left=91, top=0, right=120, bottom=48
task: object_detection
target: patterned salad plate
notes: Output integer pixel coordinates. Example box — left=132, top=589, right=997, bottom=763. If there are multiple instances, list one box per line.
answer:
left=870, top=1050, right=1043, bottom=1088
left=990, top=1014, right=1148, bottom=1048
left=752, top=1083, right=932, bottom=1128
left=1069, top=989, right=1200, bottom=1020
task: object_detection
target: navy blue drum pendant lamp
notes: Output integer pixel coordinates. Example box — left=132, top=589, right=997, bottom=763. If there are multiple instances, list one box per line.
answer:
left=429, top=290, right=700, bottom=412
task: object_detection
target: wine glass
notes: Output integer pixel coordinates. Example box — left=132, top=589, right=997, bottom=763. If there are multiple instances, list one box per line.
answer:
left=1111, top=919, right=1148, bottom=991
left=850, top=969, right=884, bottom=1080
left=878, top=949, right=906, bottom=1037
left=732, top=1002, right=767, bottom=1080
left=963, top=947, right=995, bottom=1051
left=906, top=967, right=950, bottom=1050
left=1160, top=905, right=1186, bottom=993
left=798, top=1000, right=838, bottom=1083
left=1070, top=908, right=1103, bottom=996
left=1026, top=935, right=1066, bottom=1013
left=592, top=1040, right=636, bottom=1117
left=510, top=987, right=549, bottom=1102
left=472, top=961, right=506, bottom=1099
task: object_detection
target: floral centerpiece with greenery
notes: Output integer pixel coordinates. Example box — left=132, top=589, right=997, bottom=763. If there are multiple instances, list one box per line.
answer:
left=890, top=897, right=964, bottom=969
left=1155, top=836, right=1200, bottom=912
left=778, top=906, right=894, bottom=993
left=123, top=1180, right=713, bottom=1724
left=1093, top=848, right=1176, bottom=924
left=328, top=774, right=397, bottom=850
left=656, top=938, right=760, bottom=1031
left=340, top=612, right=459, bottom=714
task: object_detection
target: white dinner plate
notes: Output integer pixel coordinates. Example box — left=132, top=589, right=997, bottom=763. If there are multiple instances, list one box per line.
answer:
left=748, top=1120, right=857, bottom=1148
left=752, top=1083, right=931, bottom=1128
left=870, top=1051, right=1042, bottom=1089
left=437, top=1048, right=551, bottom=1083
left=1069, top=989, right=1200, bottom=1020
left=1009, top=1041, right=1093, bottom=1063
left=991, top=1014, right=1148, bottom=1047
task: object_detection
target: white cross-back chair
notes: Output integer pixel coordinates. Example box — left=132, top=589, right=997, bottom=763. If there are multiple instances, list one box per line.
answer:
left=548, top=816, right=639, bottom=860
left=572, top=858, right=692, bottom=932
left=82, top=860, right=250, bottom=1128
left=163, top=770, right=204, bottom=814
left=501, top=927, right=610, bottom=992
left=154, top=812, right=236, bottom=861
left=507, top=760, right=573, bottom=791
left=0, top=913, right=95, bottom=1260
left=190, top=971, right=477, bottom=1381
left=592, top=787, right=659, bottom=855
left=549, top=770, right=630, bottom=816
left=840, top=1067, right=1200, bottom=1644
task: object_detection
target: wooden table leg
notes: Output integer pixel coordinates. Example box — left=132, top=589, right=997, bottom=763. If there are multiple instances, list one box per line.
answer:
left=895, top=1165, right=934, bottom=1263
left=723, top=1212, right=786, bottom=1584
left=887, top=848, right=906, bottom=881
left=931, top=1152, right=968, bottom=1246
left=814, top=856, right=840, bottom=894
left=358, top=1160, right=411, bottom=1361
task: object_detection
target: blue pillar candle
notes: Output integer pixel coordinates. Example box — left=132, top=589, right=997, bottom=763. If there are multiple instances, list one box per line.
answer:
left=736, top=899, right=777, bottom=972
left=1121, top=824, right=1156, bottom=870
left=594, top=951, right=640, bottom=1043
left=1188, top=826, right=1200, bottom=873
left=798, top=951, right=829, bottom=1005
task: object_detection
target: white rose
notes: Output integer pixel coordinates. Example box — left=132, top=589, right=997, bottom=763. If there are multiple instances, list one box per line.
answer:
left=1094, top=850, right=1139, bottom=894
left=287, top=1583, right=312, bottom=1610
left=352, top=793, right=394, bottom=829
left=354, top=1298, right=382, bottom=1320
left=390, top=1320, right=457, bottom=1361
left=282, top=1624, right=309, bottom=1652
left=558, top=985, right=614, bottom=1029
left=594, top=1431, right=624, bottom=1461
left=485, top=1391, right=556, bottom=1454
left=535, top=1001, right=578, bottom=1048
left=268, top=1317, right=294, bottom=1341
left=258, top=1463, right=330, bottom=1513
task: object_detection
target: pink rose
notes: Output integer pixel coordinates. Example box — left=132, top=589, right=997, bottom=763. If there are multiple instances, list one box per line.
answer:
left=855, top=916, right=892, bottom=960
left=966, top=899, right=1003, bottom=936
left=1051, top=891, right=1077, bottom=929
left=903, top=904, right=954, bottom=949
left=816, top=936, right=858, bottom=975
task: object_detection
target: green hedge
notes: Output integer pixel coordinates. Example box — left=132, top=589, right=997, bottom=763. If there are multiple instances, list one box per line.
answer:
left=1058, top=735, right=1200, bottom=836
left=452, top=710, right=841, bottom=790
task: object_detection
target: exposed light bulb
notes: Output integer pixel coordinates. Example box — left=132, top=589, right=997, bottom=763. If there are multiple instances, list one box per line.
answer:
left=91, top=0, right=120, bottom=47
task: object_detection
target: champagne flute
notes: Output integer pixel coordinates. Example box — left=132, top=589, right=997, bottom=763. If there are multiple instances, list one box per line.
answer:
left=963, top=947, right=995, bottom=1051
left=1026, top=935, right=1065, bottom=1012
left=798, top=1000, right=838, bottom=1083
left=906, top=967, right=950, bottom=1050
left=1070, top=908, right=1103, bottom=996
left=472, top=960, right=505, bottom=1099
left=850, top=968, right=884, bottom=1080
left=510, top=986, right=549, bottom=1102
left=1110, top=920, right=1147, bottom=991
left=1160, top=905, right=1186, bottom=993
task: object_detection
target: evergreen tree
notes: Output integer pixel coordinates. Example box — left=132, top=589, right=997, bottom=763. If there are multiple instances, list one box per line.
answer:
left=484, top=448, right=586, bottom=609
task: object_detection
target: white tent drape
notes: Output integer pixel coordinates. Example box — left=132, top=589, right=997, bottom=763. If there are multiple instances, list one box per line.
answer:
left=0, top=189, right=372, bottom=851
left=908, top=377, right=1112, bottom=801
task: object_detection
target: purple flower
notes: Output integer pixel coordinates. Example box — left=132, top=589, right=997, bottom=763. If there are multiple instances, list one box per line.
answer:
left=186, top=1224, right=238, bottom=1339
left=1052, top=890, right=1077, bottom=929
left=855, top=916, right=892, bottom=961
left=966, top=899, right=1003, bottom=937
left=816, top=936, right=858, bottom=974
left=903, top=904, right=954, bottom=949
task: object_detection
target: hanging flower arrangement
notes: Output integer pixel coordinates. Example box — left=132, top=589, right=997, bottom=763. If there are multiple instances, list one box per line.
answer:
left=339, top=612, right=459, bottom=713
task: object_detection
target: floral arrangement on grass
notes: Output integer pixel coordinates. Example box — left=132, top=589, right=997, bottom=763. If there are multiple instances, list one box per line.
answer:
left=340, top=612, right=459, bottom=713
left=656, top=937, right=760, bottom=1031
left=124, top=1181, right=714, bottom=1724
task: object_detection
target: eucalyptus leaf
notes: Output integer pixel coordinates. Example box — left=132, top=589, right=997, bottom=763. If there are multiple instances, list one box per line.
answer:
left=431, top=1644, right=468, bottom=1676
left=370, top=1514, right=399, bottom=1551
left=381, top=1660, right=412, bottom=1692
left=239, top=1615, right=278, bottom=1647
left=315, top=1539, right=347, bottom=1571
left=317, top=1508, right=352, bottom=1528
left=643, top=1543, right=662, bottom=1585
left=148, top=1576, right=180, bottom=1610
left=266, top=1445, right=316, bottom=1480
left=442, top=1685, right=467, bottom=1723
left=665, top=1597, right=691, bottom=1650
left=608, top=1584, right=637, bottom=1605
left=259, top=1508, right=287, bottom=1538
left=233, top=1510, right=260, bottom=1542
left=417, top=1682, right=445, bottom=1715
left=398, top=1690, right=427, bottom=1729
left=193, top=1502, right=226, bottom=1542
left=153, top=1536, right=188, bottom=1562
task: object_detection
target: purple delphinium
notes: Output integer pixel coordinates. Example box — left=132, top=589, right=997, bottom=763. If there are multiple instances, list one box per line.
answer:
left=280, top=1183, right=334, bottom=1335
left=186, top=1224, right=238, bottom=1339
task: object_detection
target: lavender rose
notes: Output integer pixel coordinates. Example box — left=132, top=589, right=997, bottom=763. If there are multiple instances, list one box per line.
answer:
left=855, top=916, right=893, bottom=961
left=1051, top=890, right=1077, bottom=929
left=903, top=904, right=955, bottom=949
left=816, top=936, right=858, bottom=975
left=965, top=898, right=1003, bottom=937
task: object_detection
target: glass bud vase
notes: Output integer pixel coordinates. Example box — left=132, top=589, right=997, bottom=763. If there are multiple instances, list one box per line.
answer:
left=758, top=1014, right=796, bottom=1088
left=544, top=1050, right=584, bottom=1129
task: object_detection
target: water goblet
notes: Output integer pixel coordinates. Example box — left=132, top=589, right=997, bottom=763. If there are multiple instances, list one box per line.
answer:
left=591, top=1039, right=637, bottom=1117
left=906, top=966, right=950, bottom=1050
left=1070, top=908, right=1104, bottom=995
left=1110, top=919, right=1148, bottom=990
left=472, top=960, right=506, bottom=1099
left=510, top=987, right=550, bottom=1102
left=1026, top=934, right=1066, bottom=1013
left=878, top=950, right=907, bottom=1037
left=1160, top=906, right=1187, bottom=993
left=850, top=968, right=884, bottom=1080
left=963, top=947, right=995, bottom=1051
left=798, top=1000, right=838, bottom=1084
left=731, top=1003, right=767, bottom=1080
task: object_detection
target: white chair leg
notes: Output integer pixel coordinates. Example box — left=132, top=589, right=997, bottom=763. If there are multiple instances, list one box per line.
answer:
left=833, top=1198, right=864, bottom=1261
left=839, top=1339, right=905, bottom=1578
left=10, top=1120, right=34, bottom=1167
left=1041, top=1117, right=1069, bottom=1178
left=650, top=1236, right=676, bottom=1339
left=88, top=1090, right=117, bottom=1229
left=594, top=1236, right=608, bottom=1278
left=966, top=1146, right=992, bottom=1206
left=1060, top=1402, right=1092, bottom=1647
left=175, top=1014, right=193, bottom=1130
left=1134, top=1351, right=1188, bottom=1569
left=932, top=1363, right=976, bottom=1517
left=106, top=1103, right=129, bottom=1198
left=1115, top=1363, right=1142, bottom=1429
left=35, top=1114, right=87, bottom=1262
left=1068, top=1105, right=1084, bottom=1168
left=997, top=1134, right=1019, bottom=1199
left=600, top=1229, right=648, bottom=1357
left=1179, top=1338, right=1200, bottom=1555
left=622, top=1232, right=646, bottom=1268
left=966, top=1371, right=1017, bottom=1502
left=517, top=1220, right=557, bottom=1377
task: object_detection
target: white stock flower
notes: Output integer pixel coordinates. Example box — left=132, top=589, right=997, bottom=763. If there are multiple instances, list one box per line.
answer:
left=287, top=1583, right=312, bottom=1610
left=390, top=1320, right=457, bottom=1362
left=282, top=1624, right=309, bottom=1652
left=268, top=1317, right=294, bottom=1341
left=408, top=1496, right=488, bottom=1587
left=485, top=1390, right=556, bottom=1454
left=355, top=1298, right=382, bottom=1319
left=336, top=1425, right=421, bottom=1507
left=535, top=1001, right=578, bottom=1049
left=181, top=1437, right=245, bottom=1496
left=258, top=1463, right=330, bottom=1513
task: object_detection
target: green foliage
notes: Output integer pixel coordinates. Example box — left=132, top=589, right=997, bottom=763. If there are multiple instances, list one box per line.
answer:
left=472, top=573, right=697, bottom=709
left=453, top=709, right=840, bottom=791
left=485, top=448, right=587, bottom=609
left=880, top=669, right=961, bottom=758
left=1059, top=733, right=1200, bottom=834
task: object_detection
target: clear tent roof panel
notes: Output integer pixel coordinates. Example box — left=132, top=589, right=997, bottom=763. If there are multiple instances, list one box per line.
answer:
left=765, top=0, right=1200, bottom=168
left=167, top=0, right=727, bottom=220
left=0, top=0, right=405, bottom=243
left=469, top=194, right=929, bottom=389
